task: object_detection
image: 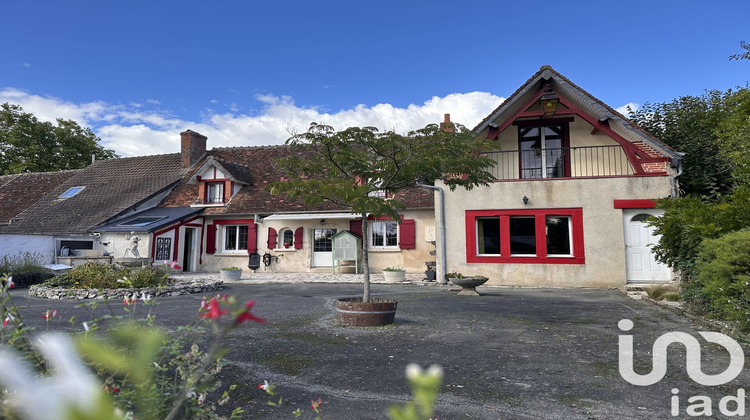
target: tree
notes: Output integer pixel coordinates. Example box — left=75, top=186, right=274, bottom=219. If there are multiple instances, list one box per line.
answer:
left=268, top=122, right=496, bottom=302
left=628, top=92, right=734, bottom=198
left=729, top=40, right=750, bottom=61
left=716, top=88, right=750, bottom=185
left=0, top=103, right=116, bottom=175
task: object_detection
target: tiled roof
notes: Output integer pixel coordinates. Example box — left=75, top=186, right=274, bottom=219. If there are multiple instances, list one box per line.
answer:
left=2, top=153, right=185, bottom=235
left=160, top=145, right=434, bottom=215
left=0, top=170, right=77, bottom=224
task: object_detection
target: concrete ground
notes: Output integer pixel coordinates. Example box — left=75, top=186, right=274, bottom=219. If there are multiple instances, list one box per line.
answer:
left=6, top=274, right=749, bottom=419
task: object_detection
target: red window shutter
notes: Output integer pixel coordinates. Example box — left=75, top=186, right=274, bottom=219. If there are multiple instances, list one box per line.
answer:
left=248, top=223, right=258, bottom=253
left=267, top=227, right=277, bottom=249
left=399, top=219, right=416, bottom=249
left=350, top=219, right=363, bottom=237
left=294, top=227, right=304, bottom=249
left=206, top=224, right=216, bottom=254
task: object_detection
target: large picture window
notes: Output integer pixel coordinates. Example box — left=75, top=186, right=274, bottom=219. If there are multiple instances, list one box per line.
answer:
left=224, top=225, right=248, bottom=252
left=466, top=209, right=583, bottom=264
left=371, top=221, right=398, bottom=248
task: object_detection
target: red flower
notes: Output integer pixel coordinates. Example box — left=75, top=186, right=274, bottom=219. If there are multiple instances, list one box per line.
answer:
left=310, top=398, right=322, bottom=411
left=199, top=297, right=228, bottom=319
left=167, top=260, right=182, bottom=270
left=42, top=309, right=59, bottom=320
left=234, top=300, right=266, bottom=325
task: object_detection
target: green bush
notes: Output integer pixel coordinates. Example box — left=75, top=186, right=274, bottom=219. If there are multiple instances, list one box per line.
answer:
left=43, top=263, right=170, bottom=289
left=0, top=252, right=51, bottom=288
left=695, top=230, right=750, bottom=331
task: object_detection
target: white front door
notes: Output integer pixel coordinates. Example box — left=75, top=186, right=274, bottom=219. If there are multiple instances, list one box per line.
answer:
left=312, top=228, right=337, bottom=267
left=623, top=209, right=670, bottom=283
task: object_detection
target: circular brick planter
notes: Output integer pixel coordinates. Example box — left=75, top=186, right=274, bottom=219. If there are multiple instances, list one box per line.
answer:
left=29, top=278, right=224, bottom=300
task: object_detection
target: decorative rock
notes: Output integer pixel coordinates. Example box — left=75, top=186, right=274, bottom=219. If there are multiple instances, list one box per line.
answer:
left=29, top=279, right=224, bottom=300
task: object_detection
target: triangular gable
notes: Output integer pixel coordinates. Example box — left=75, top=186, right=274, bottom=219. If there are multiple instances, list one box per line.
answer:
left=187, top=156, right=253, bottom=185
left=474, top=66, right=682, bottom=174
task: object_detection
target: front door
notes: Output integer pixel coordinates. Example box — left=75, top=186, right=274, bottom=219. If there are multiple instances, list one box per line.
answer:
left=623, top=209, right=670, bottom=283
left=182, top=227, right=195, bottom=272
left=312, top=228, right=337, bottom=267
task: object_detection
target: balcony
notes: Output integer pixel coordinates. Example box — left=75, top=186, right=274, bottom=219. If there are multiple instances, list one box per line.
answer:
left=483, top=145, right=635, bottom=180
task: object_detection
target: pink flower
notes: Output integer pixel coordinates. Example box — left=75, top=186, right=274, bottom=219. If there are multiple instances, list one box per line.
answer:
left=310, top=398, right=322, bottom=411
left=167, top=260, right=182, bottom=270
left=42, top=310, right=59, bottom=320
left=7, top=276, right=14, bottom=289
left=198, top=297, right=228, bottom=320
left=234, top=300, right=266, bottom=325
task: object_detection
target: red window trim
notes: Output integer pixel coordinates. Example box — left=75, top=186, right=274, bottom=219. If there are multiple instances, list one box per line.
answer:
left=465, top=208, right=585, bottom=264
left=613, top=199, right=656, bottom=209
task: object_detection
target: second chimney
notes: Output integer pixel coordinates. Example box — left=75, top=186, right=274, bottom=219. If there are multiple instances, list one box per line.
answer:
left=180, top=130, right=207, bottom=169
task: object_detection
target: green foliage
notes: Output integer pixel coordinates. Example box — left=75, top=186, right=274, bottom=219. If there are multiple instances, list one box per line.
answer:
left=383, top=266, right=404, bottom=272
left=389, top=364, right=443, bottom=420
left=43, top=262, right=170, bottom=289
left=644, top=283, right=679, bottom=301
left=0, top=103, right=117, bottom=175
left=0, top=252, right=51, bottom=287
left=716, top=88, right=750, bottom=186
left=695, top=230, right=750, bottom=331
left=729, top=40, right=750, bottom=61
left=628, top=92, right=733, bottom=198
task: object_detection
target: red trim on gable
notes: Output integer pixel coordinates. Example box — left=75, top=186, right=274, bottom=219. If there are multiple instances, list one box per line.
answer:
left=613, top=199, right=657, bottom=209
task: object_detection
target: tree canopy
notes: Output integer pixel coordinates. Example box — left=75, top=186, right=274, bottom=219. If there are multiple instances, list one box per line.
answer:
left=268, top=121, right=496, bottom=301
left=0, top=103, right=116, bottom=175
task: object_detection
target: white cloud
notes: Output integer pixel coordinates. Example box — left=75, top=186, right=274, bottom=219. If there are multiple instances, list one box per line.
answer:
left=616, top=102, right=639, bottom=116
left=0, top=88, right=505, bottom=157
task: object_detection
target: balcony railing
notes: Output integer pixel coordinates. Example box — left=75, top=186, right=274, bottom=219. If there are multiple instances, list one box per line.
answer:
left=482, top=145, right=634, bottom=180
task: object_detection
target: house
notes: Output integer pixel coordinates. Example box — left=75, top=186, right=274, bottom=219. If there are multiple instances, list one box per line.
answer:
left=156, top=133, right=436, bottom=274
left=0, top=141, right=195, bottom=267
left=0, top=170, right=77, bottom=262
left=436, top=66, right=682, bottom=287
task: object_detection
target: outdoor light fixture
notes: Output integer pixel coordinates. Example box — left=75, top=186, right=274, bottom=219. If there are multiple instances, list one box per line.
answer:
left=523, top=196, right=529, bottom=205
left=538, top=83, right=559, bottom=118
left=320, top=219, right=325, bottom=225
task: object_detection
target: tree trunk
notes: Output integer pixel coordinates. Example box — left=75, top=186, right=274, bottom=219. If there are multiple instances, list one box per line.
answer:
left=361, top=213, right=370, bottom=303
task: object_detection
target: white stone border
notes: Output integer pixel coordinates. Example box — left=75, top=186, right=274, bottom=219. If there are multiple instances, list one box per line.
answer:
left=29, top=279, right=224, bottom=300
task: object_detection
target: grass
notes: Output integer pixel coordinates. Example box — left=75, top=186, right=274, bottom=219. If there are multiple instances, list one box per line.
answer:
left=644, top=283, right=681, bottom=301
left=257, top=352, right=315, bottom=376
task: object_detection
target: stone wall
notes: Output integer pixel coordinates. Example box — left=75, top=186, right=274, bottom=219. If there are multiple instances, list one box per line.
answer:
left=29, top=278, right=223, bottom=300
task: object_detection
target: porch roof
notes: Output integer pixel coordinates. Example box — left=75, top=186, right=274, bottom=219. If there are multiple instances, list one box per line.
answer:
left=262, top=212, right=356, bottom=221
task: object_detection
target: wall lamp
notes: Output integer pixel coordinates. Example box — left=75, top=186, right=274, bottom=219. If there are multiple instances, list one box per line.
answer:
left=538, top=84, right=559, bottom=118
left=320, top=219, right=325, bottom=225
left=523, top=196, right=529, bottom=205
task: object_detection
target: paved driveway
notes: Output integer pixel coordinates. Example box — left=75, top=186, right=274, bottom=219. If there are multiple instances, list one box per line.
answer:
left=6, top=282, right=748, bottom=419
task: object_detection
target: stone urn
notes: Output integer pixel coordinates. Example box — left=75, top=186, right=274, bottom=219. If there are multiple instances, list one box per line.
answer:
left=449, top=276, right=489, bottom=296
left=220, top=268, right=243, bottom=281
left=382, top=269, right=406, bottom=283
left=336, top=297, right=398, bottom=326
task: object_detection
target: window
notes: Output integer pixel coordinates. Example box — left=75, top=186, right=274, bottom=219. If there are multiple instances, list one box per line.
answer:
left=371, top=221, right=398, bottom=248
left=118, top=216, right=166, bottom=227
left=518, top=123, right=569, bottom=179
left=206, top=182, right=224, bottom=204
left=467, top=209, right=584, bottom=264
left=223, top=225, right=248, bottom=252
left=280, top=229, right=294, bottom=248
left=59, top=186, right=84, bottom=198
left=314, top=228, right=337, bottom=252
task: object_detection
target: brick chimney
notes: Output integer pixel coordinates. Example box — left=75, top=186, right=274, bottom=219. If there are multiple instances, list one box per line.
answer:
left=440, top=113, right=454, bottom=132
left=180, top=130, right=207, bottom=169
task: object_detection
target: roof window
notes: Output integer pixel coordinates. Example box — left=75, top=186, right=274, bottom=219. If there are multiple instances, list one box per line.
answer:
left=118, top=216, right=166, bottom=227
left=59, top=186, right=85, bottom=198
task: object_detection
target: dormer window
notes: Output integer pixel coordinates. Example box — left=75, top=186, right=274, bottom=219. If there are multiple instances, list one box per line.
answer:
left=206, top=182, right=225, bottom=204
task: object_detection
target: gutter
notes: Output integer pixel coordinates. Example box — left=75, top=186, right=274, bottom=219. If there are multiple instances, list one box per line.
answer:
left=670, top=153, right=685, bottom=199
left=416, top=182, right=447, bottom=284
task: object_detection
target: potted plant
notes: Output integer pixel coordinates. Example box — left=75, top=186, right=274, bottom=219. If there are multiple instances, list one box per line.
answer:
left=382, top=266, right=406, bottom=283
left=268, top=121, right=495, bottom=326
left=283, top=239, right=292, bottom=249
left=446, top=271, right=489, bottom=296
left=220, top=266, right=242, bottom=281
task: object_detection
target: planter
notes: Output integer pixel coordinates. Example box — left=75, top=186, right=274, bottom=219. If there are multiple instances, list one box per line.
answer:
left=449, top=276, right=489, bottom=296
left=220, top=269, right=242, bottom=281
left=382, top=270, right=406, bottom=283
left=336, top=297, right=398, bottom=326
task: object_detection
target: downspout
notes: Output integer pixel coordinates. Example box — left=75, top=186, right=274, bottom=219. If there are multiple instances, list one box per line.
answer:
left=416, top=182, right=446, bottom=284
left=670, top=154, right=684, bottom=199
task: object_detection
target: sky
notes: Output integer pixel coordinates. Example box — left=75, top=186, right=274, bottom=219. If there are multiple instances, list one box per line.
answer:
left=1, top=0, right=749, bottom=157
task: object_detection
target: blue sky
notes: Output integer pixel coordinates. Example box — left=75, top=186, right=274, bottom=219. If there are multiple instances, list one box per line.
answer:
left=2, top=1, right=748, bottom=157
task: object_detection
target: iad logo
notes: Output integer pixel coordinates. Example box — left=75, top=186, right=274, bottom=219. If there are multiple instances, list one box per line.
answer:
left=617, top=319, right=746, bottom=417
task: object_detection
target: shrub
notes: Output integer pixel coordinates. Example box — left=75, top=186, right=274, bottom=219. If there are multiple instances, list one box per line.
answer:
left=43, top=263, right=171, bottom=289
left=695, top=230, right=750, bottom=331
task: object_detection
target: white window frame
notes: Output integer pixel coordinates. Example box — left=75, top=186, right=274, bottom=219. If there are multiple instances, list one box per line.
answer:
left=370, top=220, right=398, bottom=249
left=222, top=224, right=248, bottom=253
left=207, top=182, right=224, bottom=204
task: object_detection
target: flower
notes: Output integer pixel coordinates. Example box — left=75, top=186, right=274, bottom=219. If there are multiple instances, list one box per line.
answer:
left=123, top=295, right=138, bottom=306
left=258, top=380, right=270, bottom=391
left=199, top=297, right=228, bottom=319
left=0, top=334, right=110, bottom=420
left=310, top=398, right=322, bottom=411
left=140, top=292, right=152, bottom=302
left=7, top=276, right=14, bottom=289
left=42, top=309, right=59, bottom=320
left=3, top=313, right=15, bottom=326
left=167, top=260, right=182, bottom=270
left=234, top=300, right=266, bottom=325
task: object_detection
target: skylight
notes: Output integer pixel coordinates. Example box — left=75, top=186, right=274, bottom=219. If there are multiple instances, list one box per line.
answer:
left=59, top=186, right=85, bottom=198
left=118, top=216, right=166, bottom=227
